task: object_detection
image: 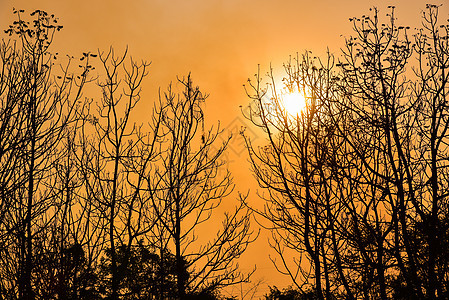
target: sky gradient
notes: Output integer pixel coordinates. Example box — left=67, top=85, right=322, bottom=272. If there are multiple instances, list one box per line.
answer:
left=1, top=0, right=448, bottom=297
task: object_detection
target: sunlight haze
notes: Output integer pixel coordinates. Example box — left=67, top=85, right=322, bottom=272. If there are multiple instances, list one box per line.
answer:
left=0, top=0, right=447, bottom=298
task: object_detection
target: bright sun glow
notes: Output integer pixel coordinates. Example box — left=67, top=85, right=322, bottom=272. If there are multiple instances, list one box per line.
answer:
left=281, top=90, right=307, bottom=116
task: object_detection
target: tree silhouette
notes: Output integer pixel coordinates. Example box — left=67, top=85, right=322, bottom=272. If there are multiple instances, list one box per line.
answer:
left=150, top=75, right=256, bottom=299
left=0, top=9, right=254, bottom=299
left=98, top=241, right=179, bottom=299
left=0, top=9, right=92, bottom=299
left=264, top=285, right=319, bottom=300
left=243, top=5, right=449, bottom=299
left=77, top=47, right=163, bottom=299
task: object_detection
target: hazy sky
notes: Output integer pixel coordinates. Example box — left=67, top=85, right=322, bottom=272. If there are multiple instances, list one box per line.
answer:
left=1, top=0, right=447, bottom=297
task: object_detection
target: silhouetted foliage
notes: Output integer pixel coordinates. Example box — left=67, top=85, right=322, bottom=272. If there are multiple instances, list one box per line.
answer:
left=98, top=242, right=180, bottom=299
left=243, top=4, right=449, bottom=300
left=264, top=286, right=319, bottom=300
left=33, top=242, right=99, bottom=299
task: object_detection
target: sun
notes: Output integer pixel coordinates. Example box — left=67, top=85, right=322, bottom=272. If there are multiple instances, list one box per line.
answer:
left=281, top=90, right=307, bottom=116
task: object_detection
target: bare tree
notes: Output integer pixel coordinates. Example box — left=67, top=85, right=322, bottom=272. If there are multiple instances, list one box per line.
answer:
left=77, top=47, right=162, bottom=299
left=151, top=75, right=256, bottom=299
left=335, top=5, right=449, bottom=298
left=0, top=9, right=92, bottom=299
left=243, top=5, right=449, bottom=299
left=243, top=52, right=342, bottom=299
left=0, top=9, right=256, bottom=300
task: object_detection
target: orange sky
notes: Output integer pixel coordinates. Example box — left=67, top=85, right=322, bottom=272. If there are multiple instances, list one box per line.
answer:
left=1, top=0, right=448, bottom=297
